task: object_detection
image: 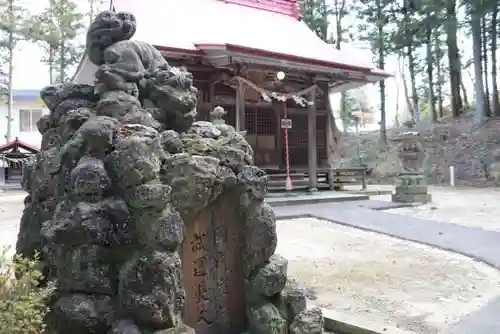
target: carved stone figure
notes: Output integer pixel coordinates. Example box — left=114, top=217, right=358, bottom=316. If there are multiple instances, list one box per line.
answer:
left=16, top=10, right=323, bottom=334
left=210, top=105, right=226, bottom=124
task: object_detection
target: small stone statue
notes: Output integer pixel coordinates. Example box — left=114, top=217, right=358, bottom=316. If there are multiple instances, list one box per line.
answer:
left=210, top=105, right=226, bottom=125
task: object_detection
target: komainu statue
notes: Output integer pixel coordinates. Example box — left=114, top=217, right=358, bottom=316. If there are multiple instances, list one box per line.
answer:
left=16, top=10, right=324, bottom=334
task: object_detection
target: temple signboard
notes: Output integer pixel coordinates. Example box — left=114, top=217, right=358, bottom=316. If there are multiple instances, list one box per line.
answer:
left=181, top=196, right=246, bottom=333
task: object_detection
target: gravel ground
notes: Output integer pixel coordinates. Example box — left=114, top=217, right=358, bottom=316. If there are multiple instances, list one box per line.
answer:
left=0, top=193, right=25, bottom=257
left=379, top=186, right=500, bottom=232
left=277, top=217, right=500, bottom=333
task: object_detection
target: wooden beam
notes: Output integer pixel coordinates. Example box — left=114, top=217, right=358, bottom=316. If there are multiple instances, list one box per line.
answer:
left=307, top=85, right=318, bottom=191
left=274, top=102, right=284, bottom=170
left=228, top=61, right=361, bottom=83
left=209, top=79, right=215, bottom=105
left=235, top=80, right=246, bottom=131
left=325, top=99, right=335, bottom=190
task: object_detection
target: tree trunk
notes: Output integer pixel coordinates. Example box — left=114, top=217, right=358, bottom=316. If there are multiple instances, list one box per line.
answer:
left=6, top=0, right=14, bottom=143
left=89, top=0, right=94, bottom=26
left=59, top=40, right=65, bottom=83
left=460, top=76, right=469, bottom=109
left=48, top=0, right=55, bottom=84
left=7, top=42, right=13, bottom=143
left=471, top=2, right=486, bottom=124
left=481, top=16, right=491, bottom=116
left=48, top=47, right=54, bottom=84
left=394, top=63, right=400, bottom=126
left=426, top=25, right=437, bottom=122
left=407, top=46, right=419, bottom=121
left=376, top=0, right=386, bottom=142
left=434, top=29, right=444, bottom=118
left=445, top=0, right=463, bottom=117
left=402, top=0, right=415, bottom=119
left=491, top=4, right=500, bottom=116
left=335, top=0, right=347, bottom=129
left=400, top=55, right=414, bottom=121
left=320, top=0, right=328, bottom=41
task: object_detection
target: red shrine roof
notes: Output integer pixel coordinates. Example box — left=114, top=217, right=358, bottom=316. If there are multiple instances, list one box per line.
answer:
left=0, top=137, right=39, bottom=154
left=216, top=0, right=301, bottom=19
left=74, top=0, right=390, bottom=90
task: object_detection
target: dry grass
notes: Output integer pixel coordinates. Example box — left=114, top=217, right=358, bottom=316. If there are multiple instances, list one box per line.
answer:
left=339, top=117, right=500, bottom=187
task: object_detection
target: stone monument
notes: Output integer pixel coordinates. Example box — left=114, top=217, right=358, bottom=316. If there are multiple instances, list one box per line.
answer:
left=391, top=131, right=432, bottom=203
left=15, top=10, right=323, bottom=334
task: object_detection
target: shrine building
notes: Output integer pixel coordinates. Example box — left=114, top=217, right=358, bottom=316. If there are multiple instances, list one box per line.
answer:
left=73, top=0, right=390, bottom=190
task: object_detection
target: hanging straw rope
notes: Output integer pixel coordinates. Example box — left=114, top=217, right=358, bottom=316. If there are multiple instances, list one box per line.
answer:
left=231, top=76, right=316, bottom=107
left=0, top=156, right=32, bottom=167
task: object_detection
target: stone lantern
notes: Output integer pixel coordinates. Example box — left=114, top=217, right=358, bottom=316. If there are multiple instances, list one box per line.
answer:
left=391, top=131, right=432, bottom=203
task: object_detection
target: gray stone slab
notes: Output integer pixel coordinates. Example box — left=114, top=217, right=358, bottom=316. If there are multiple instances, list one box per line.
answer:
left=0, top=183, right=23, bottom=191
left=270, top=202, right=500, bottom=334
left=354, top=200, right=416, bottom=210
left=265, top=193, right=369, bottom=207
left=392, top=192, right=432, bottom=203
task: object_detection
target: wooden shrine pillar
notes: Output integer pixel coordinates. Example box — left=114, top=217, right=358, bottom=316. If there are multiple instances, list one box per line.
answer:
left=325, top=95, right=336, bottom=190
left=274, top=102, right=284, bottom=170
left=323, top=82, right=338, bottom=190
left=235, top=81, right=245, bottom=131
left=307, top=86, right=318, bottom=191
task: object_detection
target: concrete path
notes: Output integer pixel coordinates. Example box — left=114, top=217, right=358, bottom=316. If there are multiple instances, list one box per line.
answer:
left=272, top=201, right=500, bottom=334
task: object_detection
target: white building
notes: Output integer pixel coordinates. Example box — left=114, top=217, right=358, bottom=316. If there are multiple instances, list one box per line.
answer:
left=0, top=89, right=48, bottom=148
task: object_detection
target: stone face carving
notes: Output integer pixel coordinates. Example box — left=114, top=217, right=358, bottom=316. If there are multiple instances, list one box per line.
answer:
left=16, top=10, right=322, bottom=334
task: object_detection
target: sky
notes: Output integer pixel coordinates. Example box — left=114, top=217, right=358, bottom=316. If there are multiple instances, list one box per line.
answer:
left=8, top=0, right=476, bottom=129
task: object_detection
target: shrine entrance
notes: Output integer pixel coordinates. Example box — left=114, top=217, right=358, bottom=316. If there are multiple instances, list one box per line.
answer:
left=0, top=137, right=39, bottom=184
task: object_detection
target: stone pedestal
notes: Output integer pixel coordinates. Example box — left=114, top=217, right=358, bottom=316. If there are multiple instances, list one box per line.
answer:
left=392, top=173, right=432, bottom=203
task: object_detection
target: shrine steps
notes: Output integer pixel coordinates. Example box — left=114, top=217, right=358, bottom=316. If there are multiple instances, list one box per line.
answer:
left=266, top=172, right=330, bottom=192
left=266, top=191, right=369, bottom=207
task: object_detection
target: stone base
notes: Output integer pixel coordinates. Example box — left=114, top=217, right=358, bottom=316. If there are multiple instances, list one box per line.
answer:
left=394, top=185, right=428, bottom=194
left=396, top=173, right=427, bottom=187
left=392, top=192, right=432, bottom=203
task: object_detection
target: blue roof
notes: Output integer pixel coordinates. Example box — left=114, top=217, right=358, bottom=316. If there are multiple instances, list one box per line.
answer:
left=12, top=89, right=42, bottom=101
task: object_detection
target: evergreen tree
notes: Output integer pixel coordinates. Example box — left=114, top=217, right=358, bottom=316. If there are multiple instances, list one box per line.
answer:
left=26, top=0, right=84, bottom=84
left=491, top=2, right=500, bottom=115
left=301, top=0, right=330, bottom=42
left=356, top=0, right=395, bottom=142
left=0, top=0, right=29, bottom=142
left=301, top=0, right=355, bottom=128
